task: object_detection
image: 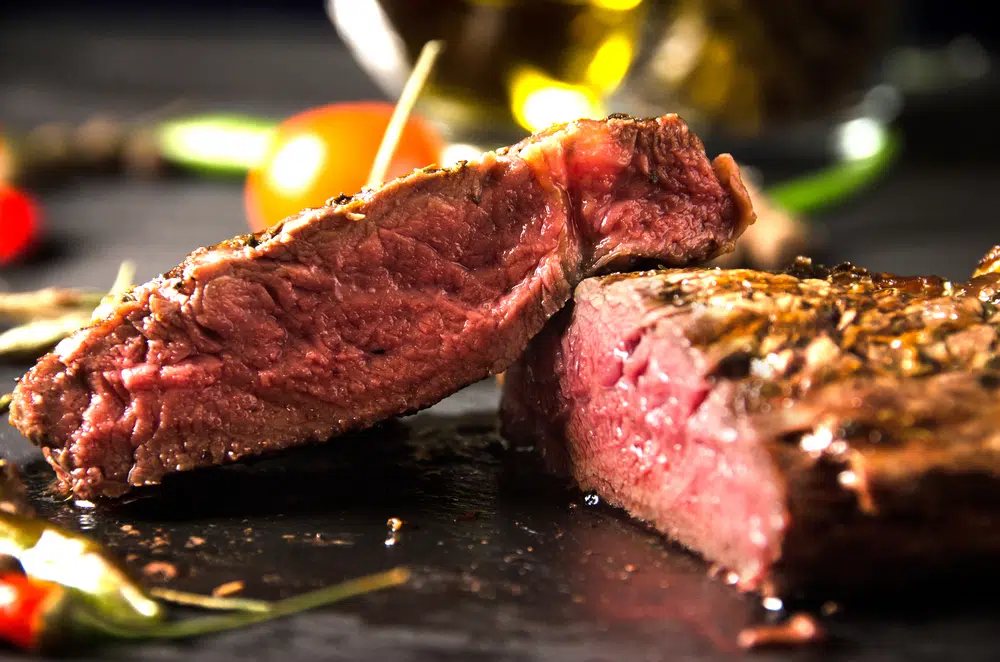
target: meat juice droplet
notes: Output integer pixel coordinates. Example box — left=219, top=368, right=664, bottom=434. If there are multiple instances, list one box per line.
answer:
left=838, top=470, right=858, bottom=487
left=763, top=597, right=784, bottom=612
left=77, top=512, right=96, bottom=531
left=584, top=492, right=600, bottom=506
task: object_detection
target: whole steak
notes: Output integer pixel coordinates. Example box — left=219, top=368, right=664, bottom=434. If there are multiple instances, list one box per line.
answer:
left=501, top=251, right=1000, bottom=596
left=10, top=114, right=753, bottom=498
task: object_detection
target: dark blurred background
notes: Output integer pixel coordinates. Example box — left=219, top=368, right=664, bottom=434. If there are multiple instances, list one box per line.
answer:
left=4, top=0, right=997, bottom=45
left=1, top=0, right=999, bottom=282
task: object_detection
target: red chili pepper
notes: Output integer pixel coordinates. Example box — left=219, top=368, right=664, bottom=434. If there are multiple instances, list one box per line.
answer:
left=0, top=573, right=63, bottom=651
left=1, top=484, right=409, bottom=653
left=0, top=562, right=409, bottom=652
left=0, top=186, right=41, bottom=266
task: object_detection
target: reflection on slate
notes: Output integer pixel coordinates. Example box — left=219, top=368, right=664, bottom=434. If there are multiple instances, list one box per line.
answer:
left=15, top=382, right=761, bottom=659
left=4, top=382, right=999, bottom=661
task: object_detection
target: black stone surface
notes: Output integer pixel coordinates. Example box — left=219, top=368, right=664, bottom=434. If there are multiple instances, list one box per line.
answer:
left=2, top=9, right=1000, bottom=661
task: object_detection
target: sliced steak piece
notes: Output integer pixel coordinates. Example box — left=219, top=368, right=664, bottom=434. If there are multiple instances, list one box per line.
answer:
left=501, top=252, right=1000, bottom=597
left=10, top=114, right=754, bottom=499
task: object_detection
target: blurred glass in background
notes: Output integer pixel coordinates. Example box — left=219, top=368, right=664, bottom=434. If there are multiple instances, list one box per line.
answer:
left=330, top=0, right=647, bottom=149
left=330, top=0, right=899, bottom=158
left=627, top=0, right=897, bottom=136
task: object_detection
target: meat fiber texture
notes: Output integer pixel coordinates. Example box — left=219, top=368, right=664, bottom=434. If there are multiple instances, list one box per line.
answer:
left=501, top=250, right=1000, bottom=597
left=10, top=114, right=754, bottom=499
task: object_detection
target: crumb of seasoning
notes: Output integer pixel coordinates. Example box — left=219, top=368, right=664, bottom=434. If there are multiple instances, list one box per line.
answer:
left=142, top=561, right=178, bottom=581
left=120, top=524, right=140, bottom=536
left=149, top=535, right=169, bottom=549
left=282, top=534, right=296, bottom=540
left=212, top=580, right=245, bottom=598
left=126, top=554, right=139, bottom=562
left=311, top=534, right=353, bottom=546
left=821, top=601, right=841, bottom=616
left=624, top=563, right=637, bottom=573
left=387, top=517, right=404, bottom=532
left=185, top=536, right=205, bottom=548
left=262, top=574, right=281, bottom=584
left=737, top=613, right=826, bottom=650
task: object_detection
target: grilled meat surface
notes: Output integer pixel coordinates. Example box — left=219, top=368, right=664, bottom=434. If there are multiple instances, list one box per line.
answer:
left=501, top=250, right=1000, bottom=596
left=9, top=114, right=753, bottom=498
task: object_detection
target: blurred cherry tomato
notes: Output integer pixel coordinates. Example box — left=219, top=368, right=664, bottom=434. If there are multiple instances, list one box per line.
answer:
left=0, top=187, right=40, bottom=266
left=244, top=102, right=443, bottom=231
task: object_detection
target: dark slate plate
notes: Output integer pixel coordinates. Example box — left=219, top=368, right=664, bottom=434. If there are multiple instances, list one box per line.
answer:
left=2, top=381, right=757, bottom=659
left=2, top=380, right=1000, bottom=661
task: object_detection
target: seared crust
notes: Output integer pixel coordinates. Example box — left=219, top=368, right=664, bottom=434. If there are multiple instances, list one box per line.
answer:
left=599, top=255, right=1000, bottom=486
